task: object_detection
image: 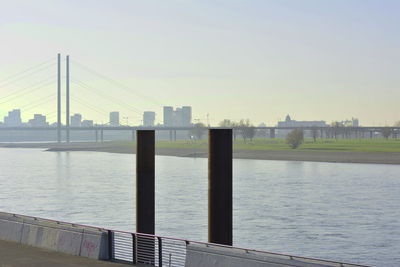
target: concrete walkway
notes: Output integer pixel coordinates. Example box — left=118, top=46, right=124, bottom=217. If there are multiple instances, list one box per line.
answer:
left=0, top=239, right=131, bottom=267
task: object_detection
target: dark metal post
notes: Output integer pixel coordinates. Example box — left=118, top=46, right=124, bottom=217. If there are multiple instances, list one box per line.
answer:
left=158, top=236, right=162, bottom=267
left=136, top=130, right=155, bottom=264
left=107, top=230, right=113, bottom=260
left=101, top=129, right=104, bottom=142
left=57, top=53, right=61, bottom=143
left=95, top=129, right=98, bottom=142
left=174, top=130, right=177, bottom=141
left=370, top=130, right=373, bottom=139
left=66, top=55, right=70, bottom=143
left=169, top=130, right=172, bottom=141
left=132, top=233, right=137, bottom=264
left=208, top=129, right=232, bottom=246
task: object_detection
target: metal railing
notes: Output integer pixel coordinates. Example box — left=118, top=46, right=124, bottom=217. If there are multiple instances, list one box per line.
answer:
left=107, top=229, right=370, bottom=267
left=109, top=230, right=187, bottom=267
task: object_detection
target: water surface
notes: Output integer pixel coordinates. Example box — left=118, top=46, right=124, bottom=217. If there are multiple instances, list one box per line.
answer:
left=0, top=148, right=399, bottom=266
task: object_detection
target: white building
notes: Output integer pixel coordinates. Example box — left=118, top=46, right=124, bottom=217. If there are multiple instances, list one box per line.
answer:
left=339, top=118, right=359, bottom=127
left=278, top=115, right=327, bottom=128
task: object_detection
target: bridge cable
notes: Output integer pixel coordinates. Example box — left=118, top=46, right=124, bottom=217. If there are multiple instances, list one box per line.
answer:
left=71, top=59, right=163, bottom=107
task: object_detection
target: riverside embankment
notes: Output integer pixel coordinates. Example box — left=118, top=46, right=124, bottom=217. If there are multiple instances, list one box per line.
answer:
left=1, top=141, right=400, bottom=164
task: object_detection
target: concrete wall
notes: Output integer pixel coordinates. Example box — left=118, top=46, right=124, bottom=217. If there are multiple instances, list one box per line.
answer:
left=185, top=243, right=365, bottom=267
left=0, top=212, right=109, bottom=260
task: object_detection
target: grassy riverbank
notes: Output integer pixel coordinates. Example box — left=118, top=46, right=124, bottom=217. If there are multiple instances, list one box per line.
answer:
left=2, top=138, right=400, bottom=164
left=150, top=138, right=400, bottom=153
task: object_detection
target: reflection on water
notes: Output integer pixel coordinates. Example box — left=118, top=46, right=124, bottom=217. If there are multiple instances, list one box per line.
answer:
left=0, top=148, right=399, bottom=266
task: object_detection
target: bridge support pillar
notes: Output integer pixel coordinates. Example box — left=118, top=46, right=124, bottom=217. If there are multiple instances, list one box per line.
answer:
left=136, top=130, right=155, bottom=264
left=270, top=128, right=275, bottom=139
left=208, top=129, right=232, bottom=246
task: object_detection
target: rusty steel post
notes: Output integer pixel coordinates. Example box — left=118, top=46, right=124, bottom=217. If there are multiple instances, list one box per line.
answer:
left=208, top=129, right=232, bottom=246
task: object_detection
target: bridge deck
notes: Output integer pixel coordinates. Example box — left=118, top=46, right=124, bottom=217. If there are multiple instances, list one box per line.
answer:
left=0, top=239, right=131, bottom=267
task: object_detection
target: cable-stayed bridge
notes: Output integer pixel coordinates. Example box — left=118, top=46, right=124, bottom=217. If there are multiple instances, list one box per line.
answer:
left=0, top=54, right=398, bottom=143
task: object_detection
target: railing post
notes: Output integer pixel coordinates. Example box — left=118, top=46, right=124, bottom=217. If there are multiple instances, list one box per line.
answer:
left=101, top=129, right=104, bottom=142
left=132, top=233, right=137, bottom=264
left=158, top=236, right=162, bottom=267
left=95, top=129, right=98, bottom=142
left=136, top=130, right=155, bottom=264
left=108, top=230, right=113, bottom=260
left=208, top=129, right=233, bottom=246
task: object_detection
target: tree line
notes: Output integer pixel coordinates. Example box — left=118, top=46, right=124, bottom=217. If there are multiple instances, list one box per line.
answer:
left=189, top=119, right=257, bottom=142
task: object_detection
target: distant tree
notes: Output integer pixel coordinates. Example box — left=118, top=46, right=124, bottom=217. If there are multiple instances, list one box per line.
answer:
left=219, top=119, right=238, bottom=140
left=382, top=127, right=392, bottom=139
left=231, top=122, right=239, bottom=140
left=311, top=127, right=318, bottom=142
left=237, top=119, right=255, bottom=142
left=219, top=119, right=232, bottom=127
left=245, top=126, right=256, bottom=141
left=190, top=122, right=206, bottom=140
left=286, top=129, right=304, bottom=149
left=331, top=121, right=342, bottom=140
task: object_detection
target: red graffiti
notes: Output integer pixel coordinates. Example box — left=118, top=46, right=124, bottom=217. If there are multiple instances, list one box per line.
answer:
left=83, top=240, right=98, bottom=256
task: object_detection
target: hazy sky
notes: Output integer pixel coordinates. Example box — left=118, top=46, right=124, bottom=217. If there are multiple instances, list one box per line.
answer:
left=0, top=0, right=399, bottom=126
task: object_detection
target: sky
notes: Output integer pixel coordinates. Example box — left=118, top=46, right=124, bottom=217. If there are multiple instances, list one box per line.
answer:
left=0, top=0, right=399, bottom=126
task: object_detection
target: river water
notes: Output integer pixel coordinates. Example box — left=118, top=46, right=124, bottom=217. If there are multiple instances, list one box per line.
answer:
left=0, top=148, right=399, bottom=266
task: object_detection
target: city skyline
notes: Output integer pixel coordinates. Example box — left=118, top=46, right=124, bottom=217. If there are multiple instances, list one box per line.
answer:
left=0, top=105, right=367, bottom=128
left=1, top=1, right=399, bottom=126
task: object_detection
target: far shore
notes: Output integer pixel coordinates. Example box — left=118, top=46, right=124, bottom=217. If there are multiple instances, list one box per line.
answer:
left=1, top=142, right=400, bottom=165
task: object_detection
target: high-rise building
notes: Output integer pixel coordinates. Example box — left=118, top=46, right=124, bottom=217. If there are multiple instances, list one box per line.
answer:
left=174, top=107, right=183, bottom=126
left=110, top=112, right=119, bottom=126
left=182, top=106, right=192, bottom=126
left=71, top=114, right=82, bottom=127
left=163, top=106, right=192, bottom=127
left=4, top=109, right=22, bottom=127
left=143, top=111, right=156, bottom=127
left=163, top=106, right=173, bottom=126
left=28, top=114, right=48, bottom=127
